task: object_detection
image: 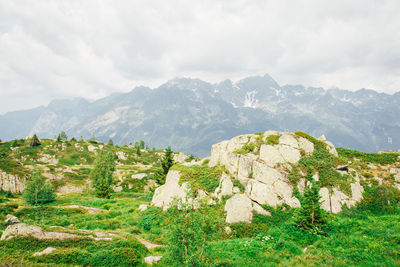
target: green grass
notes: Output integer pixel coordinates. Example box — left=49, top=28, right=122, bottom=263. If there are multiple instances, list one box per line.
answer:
left=265, top=134, right=280, bottom=145
left=172, top=164, right=225, bottom=192
left=337, top=147, right=399, bottom=165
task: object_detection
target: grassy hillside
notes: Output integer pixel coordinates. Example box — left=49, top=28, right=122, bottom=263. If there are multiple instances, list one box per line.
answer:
left=0, top=135, right=399, bottom=266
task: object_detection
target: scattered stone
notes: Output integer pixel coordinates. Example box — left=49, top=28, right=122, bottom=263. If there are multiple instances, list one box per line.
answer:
left=114, top=186, right=123, bottom=192
left=144, top=256, right=163, bottom=265
left=132, top=173, right=148, bottom=179
left=138, top=204, right=148, bottom=211
left=116, top=151, right=127, bottom=161
left=224, top=226, right=232, bottom=234
left=88, top=145, right=97, bottom=152
left=57, top=185, right=84, bottom=194
left=33, top=247, right=56, bottom=257
left=138, top=238, right=162, bottom=249
left=65, top=205, right=106, bottom=213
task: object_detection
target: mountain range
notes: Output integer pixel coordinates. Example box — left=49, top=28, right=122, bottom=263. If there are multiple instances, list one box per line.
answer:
left=1, top=74, right=399, bottom=157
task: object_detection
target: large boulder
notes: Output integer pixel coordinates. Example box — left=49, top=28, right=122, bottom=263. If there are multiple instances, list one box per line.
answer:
left=224, top=193, right=271, bottom=223
left=152, top=170, right=190, bottom=210
left=224, top=194, right=254, bottom=223
left=1, top=223, right=81, bottom=241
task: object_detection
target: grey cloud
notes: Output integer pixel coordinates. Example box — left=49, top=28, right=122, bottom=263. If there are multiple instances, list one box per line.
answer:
left=0, top=0, right=399, bottom=114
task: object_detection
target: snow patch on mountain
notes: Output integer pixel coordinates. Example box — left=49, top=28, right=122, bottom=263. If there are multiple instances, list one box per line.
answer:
left=243, top=91, right=258, bottom=108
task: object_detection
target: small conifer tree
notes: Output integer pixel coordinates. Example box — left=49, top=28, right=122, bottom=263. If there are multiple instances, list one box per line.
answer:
left=59, top=131, right=68, bottom=141
left=30, top=134, right=41, bottom=147
left=295, top=177, right=327, bottom=234
left=139, top=140, right=145, bottom=149
left=91, top=151, right=116, bottom=198
left=108, top=139, right=114, bottom=146
left=155, top=146, right=174, bottom=184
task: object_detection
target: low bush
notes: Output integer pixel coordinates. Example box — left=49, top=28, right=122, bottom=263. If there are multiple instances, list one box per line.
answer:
left=358, top=185, right=400, bottom=213
left=337, top=148, right=399, bottom=165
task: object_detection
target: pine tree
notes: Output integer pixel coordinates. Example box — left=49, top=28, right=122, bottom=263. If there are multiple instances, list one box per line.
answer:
left=59, top=131, right=68, bottom=141
left=70, top=137, right=77, bottom=142
left=155, top=146, right=174, bottom=185
left=91, top=151, right=116, bottom=198
left=136, top=145, right=141, bottom=156
left=30, top=134, right=41, bottom=147
left=108, top=139, right=114, bottom=146
left=139, top=140, right=145, bottom=149
left=295, top=179, right=327, bottom=235
left=23, top=169, right=55, bottom=205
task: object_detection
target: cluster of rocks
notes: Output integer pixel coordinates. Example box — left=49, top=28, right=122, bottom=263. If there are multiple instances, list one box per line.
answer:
left=152, top=131, right=367, bottom=223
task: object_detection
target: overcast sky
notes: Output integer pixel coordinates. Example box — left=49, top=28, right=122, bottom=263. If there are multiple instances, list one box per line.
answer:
left=0, top=0, right=399, bottom=114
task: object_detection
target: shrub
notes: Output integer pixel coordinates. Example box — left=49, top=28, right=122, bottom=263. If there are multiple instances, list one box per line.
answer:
left=22, top=169, right=55, bottom=205
left=266, top=134, right=280, bottom=145
left=358, top=185, right=400, bottom=213
left=337, top=148, right=399, bottom=165
left=164, top=204, right=224, bottom=266
left=29, top=134, right=41, bottom=147
left=234, top=142, right=256, bottom=154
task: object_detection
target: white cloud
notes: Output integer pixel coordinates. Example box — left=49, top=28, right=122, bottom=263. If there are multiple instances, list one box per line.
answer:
left=0, top=0, right=399, bottom=114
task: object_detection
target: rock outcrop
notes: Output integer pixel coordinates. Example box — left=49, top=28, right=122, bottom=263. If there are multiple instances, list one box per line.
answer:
left=209, top=132, right=307, bottom=220
left=151, top=170, right=191, bottom=210
left=1, top=223, right=82, bottom=241
left=320, top=169, right=364, bottom=213
left=209, top=131, right=362, bottom=218
left=0, top=172, right=26, bottom=193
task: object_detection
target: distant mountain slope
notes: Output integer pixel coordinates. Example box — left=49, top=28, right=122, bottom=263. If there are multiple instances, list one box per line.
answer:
left=1, top=74, right=399, bottom=156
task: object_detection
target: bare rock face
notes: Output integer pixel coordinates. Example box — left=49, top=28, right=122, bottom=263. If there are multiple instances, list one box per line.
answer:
left=224, top=193, right=271, bottom=223
left=214, top=173, right=233, bottom=200
left=151, top=170, right=190, bottom=211
left=319, top=178, right=364, bottom=213
left=224, top=194, right=254, bottom=223
left=0, top=172, right=26, bottom=193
